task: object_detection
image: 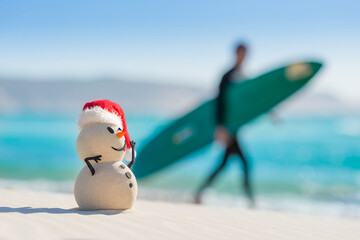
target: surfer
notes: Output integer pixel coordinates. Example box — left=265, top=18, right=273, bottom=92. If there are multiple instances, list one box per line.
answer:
left=195, top=43, right=254, bottom=206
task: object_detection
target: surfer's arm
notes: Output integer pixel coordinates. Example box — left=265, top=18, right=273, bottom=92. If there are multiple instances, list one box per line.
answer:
left=215, top=74, right=232, bottom=145
left=216, top=76, right=227, bottom=125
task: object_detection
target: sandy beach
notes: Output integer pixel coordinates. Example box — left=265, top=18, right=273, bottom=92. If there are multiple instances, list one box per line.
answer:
left=0, top=188, right=358, bottom=240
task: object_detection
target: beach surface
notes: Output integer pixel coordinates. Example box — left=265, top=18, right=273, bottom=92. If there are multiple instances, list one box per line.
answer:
left=0, top=188, right=359, bottom=240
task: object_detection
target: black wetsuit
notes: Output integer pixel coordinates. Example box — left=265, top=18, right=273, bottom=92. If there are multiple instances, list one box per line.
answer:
left=196, top=67, right=254, bottom=204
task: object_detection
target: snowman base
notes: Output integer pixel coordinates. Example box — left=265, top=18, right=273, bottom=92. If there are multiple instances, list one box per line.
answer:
left=74, top=161, right=138, bottom=210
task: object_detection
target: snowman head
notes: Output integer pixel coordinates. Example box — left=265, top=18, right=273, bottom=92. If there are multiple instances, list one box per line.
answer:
left=76, top=100, right=134, bottom=163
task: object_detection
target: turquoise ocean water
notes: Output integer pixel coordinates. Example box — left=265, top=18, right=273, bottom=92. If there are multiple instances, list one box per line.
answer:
left=1, top=112, right=360, bottom=217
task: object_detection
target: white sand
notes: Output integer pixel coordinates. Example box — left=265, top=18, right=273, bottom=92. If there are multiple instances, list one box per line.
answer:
left=0, top=188, right=359, bottom=240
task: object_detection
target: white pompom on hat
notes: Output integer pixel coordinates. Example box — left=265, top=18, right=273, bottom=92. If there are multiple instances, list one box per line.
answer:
left=77, top=99, right=135, bottom=161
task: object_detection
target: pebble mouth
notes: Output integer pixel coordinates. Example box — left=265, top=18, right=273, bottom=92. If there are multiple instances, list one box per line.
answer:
left=111, top=142, right=126, bottom=151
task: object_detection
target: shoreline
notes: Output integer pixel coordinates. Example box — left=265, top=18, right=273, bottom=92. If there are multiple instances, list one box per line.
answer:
left=0, top=188, right=359, bottom=239
left=139, top=188, right=360, bottom=220
left=1, top=180, right=360, bottom=220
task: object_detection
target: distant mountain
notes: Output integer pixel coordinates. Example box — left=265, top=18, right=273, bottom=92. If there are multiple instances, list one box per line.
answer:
left=0, top=78, right=358, bottom=116
left=277, top=91, right=360, bottom=115
left=0, top=79, right=211, bottom=116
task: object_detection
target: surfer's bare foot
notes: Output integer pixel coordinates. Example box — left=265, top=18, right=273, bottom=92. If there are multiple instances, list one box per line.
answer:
left=248, top=200, right=255, bottom=209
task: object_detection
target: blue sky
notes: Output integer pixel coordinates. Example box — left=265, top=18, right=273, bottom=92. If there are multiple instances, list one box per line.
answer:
left=0, top=0, right=359, bottom=100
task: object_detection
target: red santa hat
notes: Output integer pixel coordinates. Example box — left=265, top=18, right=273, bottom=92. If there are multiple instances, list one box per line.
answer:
left=77, top=99, right=134, bottom=161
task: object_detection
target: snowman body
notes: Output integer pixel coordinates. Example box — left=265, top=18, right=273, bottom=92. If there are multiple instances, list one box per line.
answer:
left=74, top=100, right=138, bottom=211
left=74, top=161, right=137, bottom=210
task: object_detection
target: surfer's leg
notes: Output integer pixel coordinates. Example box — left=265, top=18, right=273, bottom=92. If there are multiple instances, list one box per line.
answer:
left=233, top=138, right=254, bottom=206
left=194, top=147, right=231, bottom=204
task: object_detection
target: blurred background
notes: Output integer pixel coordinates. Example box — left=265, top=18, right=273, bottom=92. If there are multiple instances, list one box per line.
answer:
left=0, top=0, right=359, bottom=218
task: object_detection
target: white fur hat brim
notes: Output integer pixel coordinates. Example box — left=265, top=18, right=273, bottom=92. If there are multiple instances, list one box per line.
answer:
left=77, top=106, right=123, bottom=131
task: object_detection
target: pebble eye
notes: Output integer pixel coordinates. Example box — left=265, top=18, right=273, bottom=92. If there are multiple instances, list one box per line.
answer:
left=118, top=128, right=122, bottom=132
left=107, top=127, right=114, bottom=134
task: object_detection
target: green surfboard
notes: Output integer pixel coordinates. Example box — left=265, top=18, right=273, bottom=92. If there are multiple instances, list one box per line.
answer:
left=134, top=61, right=322, bottom=178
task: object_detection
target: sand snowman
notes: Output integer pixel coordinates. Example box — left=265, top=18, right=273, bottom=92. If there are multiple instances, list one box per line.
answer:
left=74, top=99, right=138, bottom=210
